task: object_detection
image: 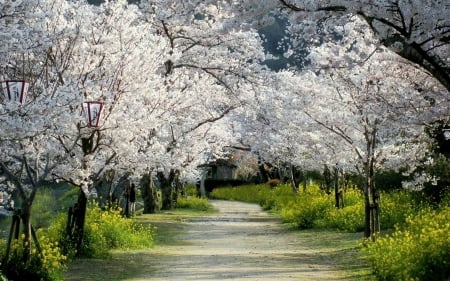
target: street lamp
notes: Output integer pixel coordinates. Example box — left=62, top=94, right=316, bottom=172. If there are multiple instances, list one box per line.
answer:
left=1, top=80, right=29, bottom=104
left=82, top=101, right=104, bottom=128
left=71, top=101, right=105, bottom=249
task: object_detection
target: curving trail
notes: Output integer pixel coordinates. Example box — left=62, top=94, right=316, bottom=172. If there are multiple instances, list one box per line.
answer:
left=141, top=200, right=356, bottom=281
left=64, top=200, right=368, bottom=280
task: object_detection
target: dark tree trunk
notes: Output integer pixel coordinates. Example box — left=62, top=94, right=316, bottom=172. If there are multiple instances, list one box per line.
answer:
left=19, top=199, right=32, bottom=262
left=333, top=165, right=341, bottom=209
left=171, top=170, right=181, bottom=205
left=67, top=190, right=87, bottom=254
left=65, top=188, right=87, bottom=255
left=322, top=164, right=333, bottom=195
left=113, top=173, right=132, bottom=216
left=75, top=191, right=87, bottom=248
left=257, top=155, right=269, bottom=183
left=157, top=169, right=177, bottom=210
left=140, top=172, right=159, bottom=213
left=289, top=164, right=299, bottom=193
left=363, top=129, right=380, bottom=239
left=302, top=169, right=307, bottom=192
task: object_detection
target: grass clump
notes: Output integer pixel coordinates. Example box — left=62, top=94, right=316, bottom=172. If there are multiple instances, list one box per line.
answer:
left=176, top=197, right=212, bottom=211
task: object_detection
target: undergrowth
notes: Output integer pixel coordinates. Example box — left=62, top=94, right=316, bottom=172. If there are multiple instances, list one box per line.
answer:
left=211, top=183, right=450, bottom=280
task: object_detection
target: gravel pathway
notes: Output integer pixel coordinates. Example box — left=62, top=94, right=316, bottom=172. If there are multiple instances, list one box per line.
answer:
left=64, top=200, right=367, bottom=280
left=143, top=200, right=350, bottom=281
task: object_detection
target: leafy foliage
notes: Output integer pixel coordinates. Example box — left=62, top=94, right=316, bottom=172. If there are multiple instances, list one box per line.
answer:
left=213, top=182, right=450, bottom=280
left=46, top=202, right=155, bottom=259
left=211, top=183, right=418, bottom=232
left=363, top=207, right=450, bottom=281
left=0, top=233, right=66, bottom=281
left=176, top=197, right=213, bottom=212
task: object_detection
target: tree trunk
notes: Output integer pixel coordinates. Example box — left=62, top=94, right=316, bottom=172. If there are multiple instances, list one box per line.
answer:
left=364, top=188, right=371, bottom=238
left=19, top=199, right=32, bottom=262
left=289, top=164, right=299, bottom=193
left=257, top=155, right=269, bottom=183
left=199, top=174, right=207, bottom=197
left=302, top=169, right=307, bottom=193
left=139, top=172, right=159, bottom=213
left=158, top=169, right=177, bottom=210
left=171, top=170, right=181, bottom=205
left=73, top=190, right=87, bottom=253
left=322, top=164, right=333, bottom=195
left=334, top=165, right=341, bottom=209
left=363, top=129, right=381, bottom=239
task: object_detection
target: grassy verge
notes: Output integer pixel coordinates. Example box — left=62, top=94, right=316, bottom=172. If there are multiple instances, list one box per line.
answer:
left=296, top=229, right=373, bottom=280
left=137, top=206, right=216, bottom=246
left=62, top=203, right=216, bottom=281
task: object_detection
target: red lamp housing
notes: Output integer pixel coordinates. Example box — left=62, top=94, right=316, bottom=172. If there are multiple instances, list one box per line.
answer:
left=1, top=80, right=29, bottom=104
left=82, top=101, right=104, bottom=127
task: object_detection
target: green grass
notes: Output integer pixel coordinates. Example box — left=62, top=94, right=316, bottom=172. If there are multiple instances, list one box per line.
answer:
left=136, top=209, right=214, bottom=246
left=175, top=197, right=213, bottom=211
left=296, top=229, right=373, bottom=280
left=62, top=207, right=216, bottom=281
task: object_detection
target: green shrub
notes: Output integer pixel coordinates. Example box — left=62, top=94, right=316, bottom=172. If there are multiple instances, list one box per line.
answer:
left=280, top=191, right=333, bottom=229
left=176, top=197, right=212, bottom=211
left=211, top=184, right=269, bottom=204
left=32, top=188, right=58, bottom=228
left=379, top=190, right=417, bottom=230
left=324, top=203, right=365, bottom=232
left=47, top=202, right=155, bottom=259
left=318, top=189, right=364, bottom=232
left=85, top=203, right=155, bottom=257
left=363, top=207, right=450, bottom=281
left=184, top=183, right=199, bottom=197
left=0, top=232, right=66, bottom=281
left=211, top=183, right=422, bottom=233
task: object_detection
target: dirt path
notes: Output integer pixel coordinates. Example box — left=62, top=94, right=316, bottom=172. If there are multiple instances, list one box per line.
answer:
left=64, top=200, right=368, bottom=280
left=136, top=200, right=362, bottom=281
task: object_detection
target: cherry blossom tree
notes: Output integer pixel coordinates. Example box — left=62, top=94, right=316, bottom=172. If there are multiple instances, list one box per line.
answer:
left=0, top=0, right=87, bottom=261
left=135, top=0, right=271, bottom=202
left=297, top=50, right=447, bottom=237
left=276, top=0, right=450, bottom=93
left=0, top=0, right=273, bottom=259
left=233, top=11, right=448, bottom=236
left=0, top=0, right=171, bottom=254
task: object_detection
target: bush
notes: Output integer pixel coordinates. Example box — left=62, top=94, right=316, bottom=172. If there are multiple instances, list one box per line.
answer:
left=210, top=184, right=269, bottom=204
left=32, top=188, right=58, bottom=228
left=184, top=183, right=199, bottom=197
left=379, top=190, right=417, bottom=230
left=176, top=197, right=212, bottom=211
left=323, top=203, right=365, bottom=232
left=363, top=207, right=450, bottom=281
left=47, top=202, right=155, bottom=259
left=211, top=183, right=420, bottom=233
left=0, top=232, right=66, bottom=281
left=280, top=190, right=333, bottom=229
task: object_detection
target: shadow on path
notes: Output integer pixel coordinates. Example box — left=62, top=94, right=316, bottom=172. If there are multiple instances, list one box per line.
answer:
left=64, top=200, right=371, bottom=281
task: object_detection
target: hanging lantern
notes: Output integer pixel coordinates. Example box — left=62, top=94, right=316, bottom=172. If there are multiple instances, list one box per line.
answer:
left=82, top=101, right=104, bottom=128
left=1, top=80, right=29, bottom=104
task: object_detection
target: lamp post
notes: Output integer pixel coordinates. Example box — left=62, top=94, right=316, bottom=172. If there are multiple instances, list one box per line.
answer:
left=68, top=100, right=105, bottom=250
left=82, top=101, right=104, bottom=128
left=1, top=80, right=29, bottom=104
